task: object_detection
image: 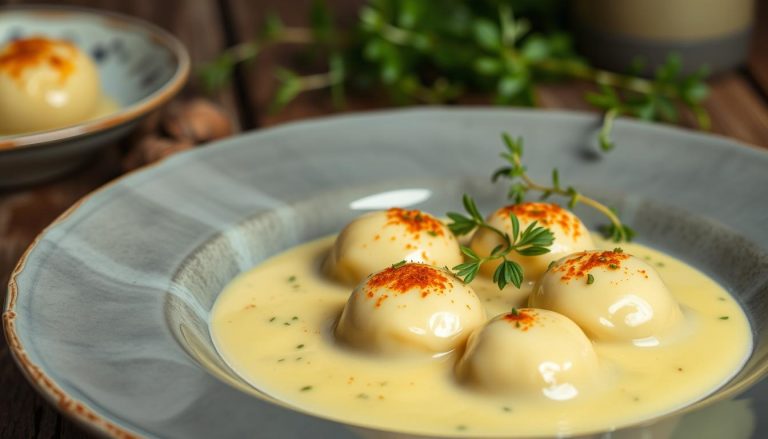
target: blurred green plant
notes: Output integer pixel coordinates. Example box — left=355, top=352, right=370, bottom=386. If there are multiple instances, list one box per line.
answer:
left=200, top=0, right=710, bottom=150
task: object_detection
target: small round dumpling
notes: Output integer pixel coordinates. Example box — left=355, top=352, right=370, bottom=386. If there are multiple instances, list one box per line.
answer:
left=335, top=263, right=485, bottom=356
left=0, top=37, right=101, bottom=134
left=324, top=208, right=463, bottom=285
left=456, top=308, right=599, bottom=400
left=529, top=250, right=683, bottom=342
left=469, top=203, right=594, bottom=284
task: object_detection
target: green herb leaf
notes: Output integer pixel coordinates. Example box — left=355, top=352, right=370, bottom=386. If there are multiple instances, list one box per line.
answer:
left=447, top=212, right=477, bottom=236
left=510, top=214, right=520, bottom=242
left=310, top=0, right=333, bottom=43
left=462, top=194, right=484, bottom=222
left=472, top=18, right=500, bottom=51
left=453, top=261, right=480, bottom=284
left=270, top=69, right=303, bottom=113
left=460, top=246, right=481, bottom=261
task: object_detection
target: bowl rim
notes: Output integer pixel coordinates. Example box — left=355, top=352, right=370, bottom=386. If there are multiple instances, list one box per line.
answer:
left=0, top=4, right=191, bottom=151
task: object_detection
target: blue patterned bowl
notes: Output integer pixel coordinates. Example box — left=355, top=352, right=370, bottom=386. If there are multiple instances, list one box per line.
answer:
left=0, top=6, right=189, bottom=187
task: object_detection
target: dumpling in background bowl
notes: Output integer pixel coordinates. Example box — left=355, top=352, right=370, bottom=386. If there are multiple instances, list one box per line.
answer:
left=0, top=6, right=189, bottom=187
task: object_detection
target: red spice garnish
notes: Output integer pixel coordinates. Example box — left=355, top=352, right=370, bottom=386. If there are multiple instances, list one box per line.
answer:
left=385, top=208, right=445, bottom=237
left=498, top=202, right=582, bottom=239
left=503, top=308, right=537, bottom=331
left=0, top=37, right=77, bottom=83
left=364, top=264, right=449, bottom=307
left=553, top=250, right=630, bottom=282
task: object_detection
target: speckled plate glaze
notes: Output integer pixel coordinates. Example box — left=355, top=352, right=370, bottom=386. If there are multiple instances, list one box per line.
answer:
left=0, top=6, right=189, bottom=186
left=4, top=109, right=768, bottom=439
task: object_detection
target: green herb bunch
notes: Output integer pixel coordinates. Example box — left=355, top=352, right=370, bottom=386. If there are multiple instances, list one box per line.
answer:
left=201, top=0, right=711, bottom=149
left=446, top=132, right=635, bottom=289
left=448, top=194, right=555, bottom=290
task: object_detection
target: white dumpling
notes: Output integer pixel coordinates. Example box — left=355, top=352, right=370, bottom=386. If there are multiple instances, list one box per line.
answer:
left=470, top=202, right=594, bottom=284
left=0, top=37, right=101, bottom=134
left=529, top=249, right=683, bottom=342
left=324, top=208, right=463, bottom=285
left=456, top=308, right=599, bottom=400
left=335, top=263, right=485, bottom=356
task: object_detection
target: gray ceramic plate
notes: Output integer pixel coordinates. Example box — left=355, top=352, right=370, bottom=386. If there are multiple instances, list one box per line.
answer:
left=4, top=109, right=768, bottom=439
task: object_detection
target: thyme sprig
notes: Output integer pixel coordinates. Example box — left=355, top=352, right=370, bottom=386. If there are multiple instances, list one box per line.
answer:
left=492, top=133, right=635, bottom=242
left=199, top=1, right=710, bottom=148
left=448, top=194, right=554, bottom=290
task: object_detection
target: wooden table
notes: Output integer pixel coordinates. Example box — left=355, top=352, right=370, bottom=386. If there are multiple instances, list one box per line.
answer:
left=1, top=1, right=767, bottom=437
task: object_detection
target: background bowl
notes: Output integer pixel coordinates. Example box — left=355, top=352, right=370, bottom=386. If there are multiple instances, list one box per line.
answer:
left=0, top=5, right=189, bottom=187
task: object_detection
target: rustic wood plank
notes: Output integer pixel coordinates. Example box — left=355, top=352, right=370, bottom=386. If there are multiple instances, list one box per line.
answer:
left=0, top=1, right=238, bottom=438
left=747, top=0, right=768, bottom=98
left=701, top=72, right=768, bottom=147
left=224, top=0, right=366, bottom=128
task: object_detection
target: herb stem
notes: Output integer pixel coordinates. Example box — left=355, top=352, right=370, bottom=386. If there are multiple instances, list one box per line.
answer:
left=220, top=27, right=317, bottom=63
left=534, top=59, right=673, bottom=97
left=477, top=221, right=511, bottom=246
left=507, top=140, right=630, bottom=241
left=598, top=107, right=619, bottom=151
left=299, top=71, right=344, bottom=91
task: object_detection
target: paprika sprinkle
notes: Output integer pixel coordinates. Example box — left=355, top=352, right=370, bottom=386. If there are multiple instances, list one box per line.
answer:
left=0, top=37, right=76, bottom=83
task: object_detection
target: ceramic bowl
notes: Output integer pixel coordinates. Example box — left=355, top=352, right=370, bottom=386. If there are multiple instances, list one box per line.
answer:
left=4, top=109, right=768, bottom=438
left=0, top=6, right=189, bottom=187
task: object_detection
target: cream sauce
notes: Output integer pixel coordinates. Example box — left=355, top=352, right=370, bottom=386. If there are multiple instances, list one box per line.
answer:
left=211, top=235, right=751, bottom=437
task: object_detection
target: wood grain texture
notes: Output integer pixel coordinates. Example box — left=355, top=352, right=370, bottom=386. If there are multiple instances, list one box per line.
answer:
left=747, top=0, right=768, bottom=98
left=224, top=0, right=371, bottom=128
left=703, top=72, right=768, bottom=147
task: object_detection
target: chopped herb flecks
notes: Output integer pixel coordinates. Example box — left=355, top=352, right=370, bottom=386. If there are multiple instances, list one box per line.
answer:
left=587, top=274, right=595, bottom=285
left=391, top=260, right=407, bottom=269
left=300, top=385, right=313, bottom=392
